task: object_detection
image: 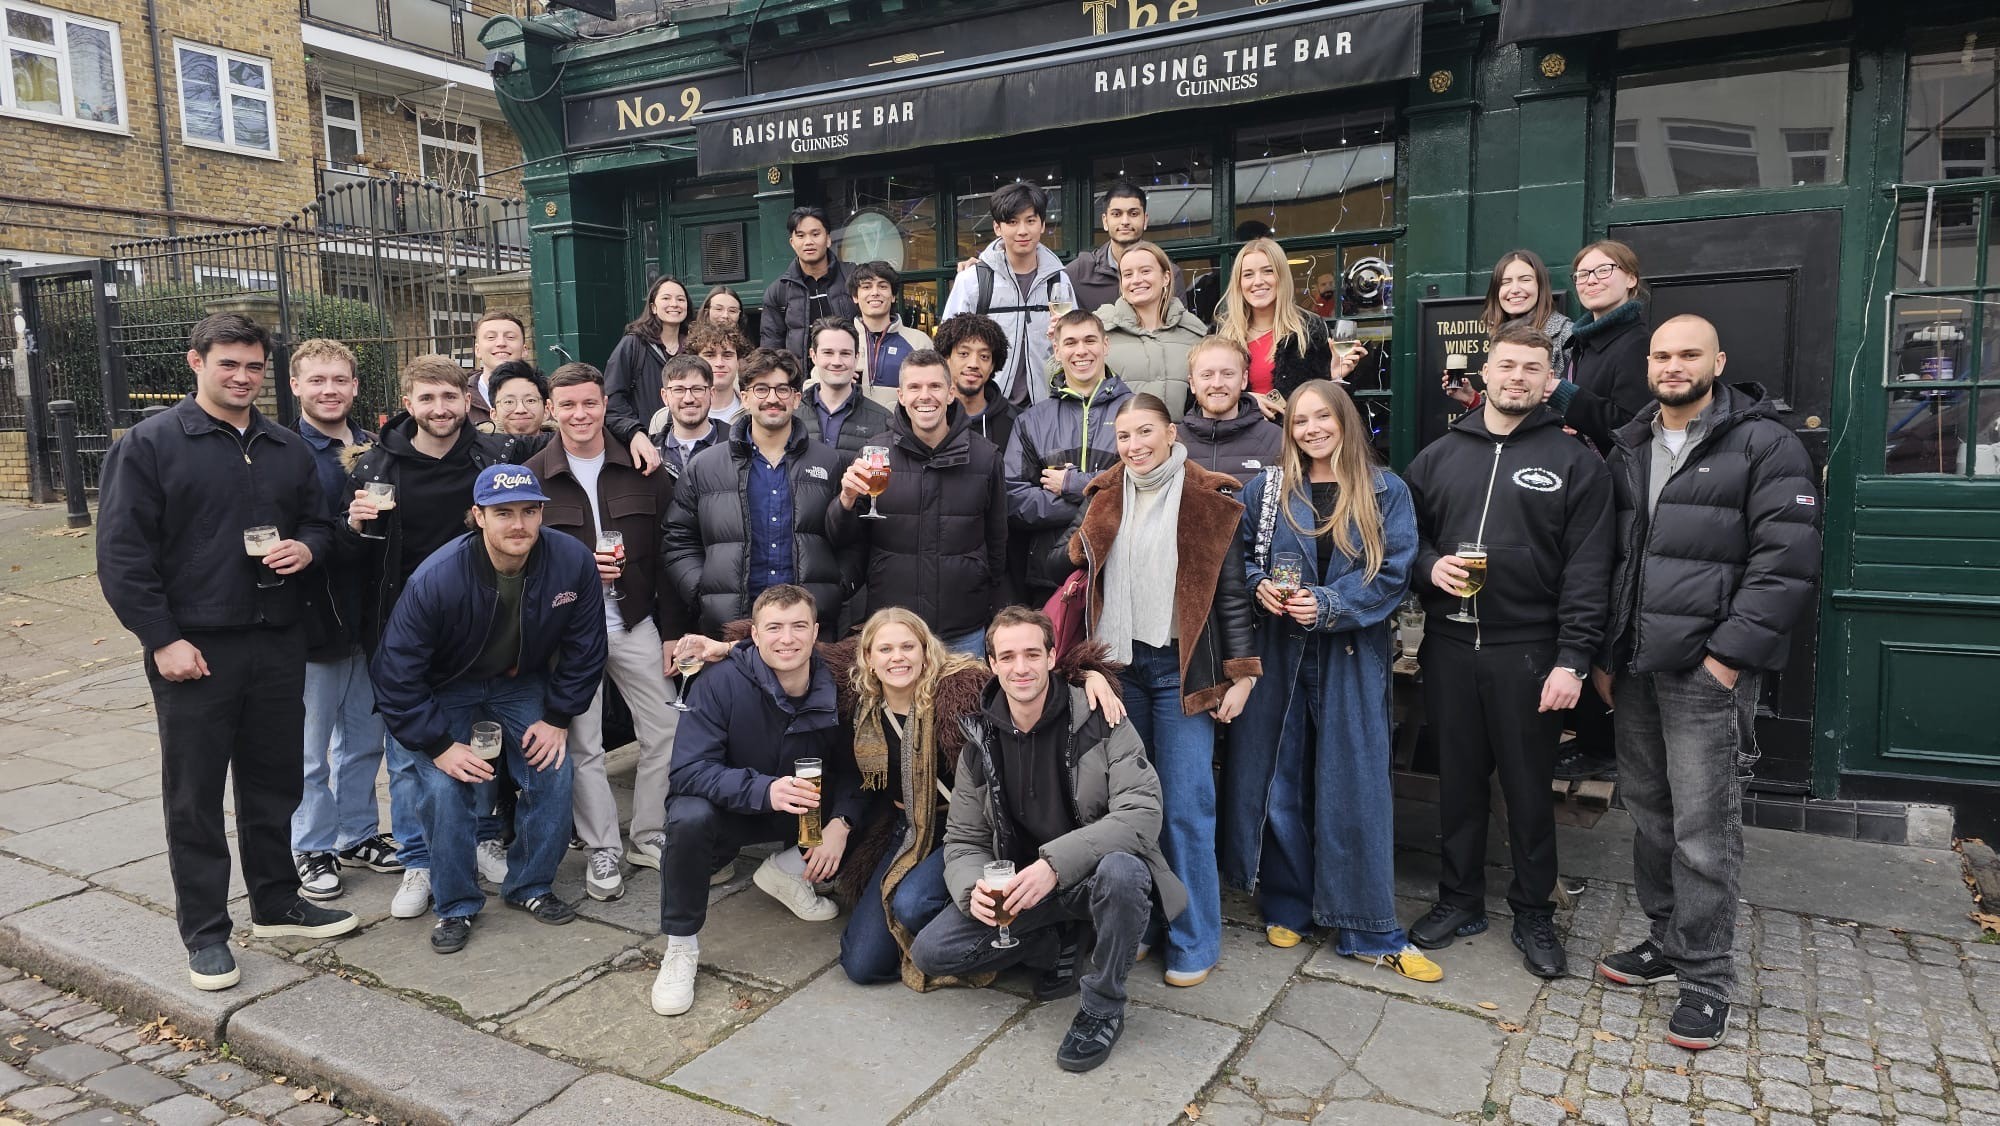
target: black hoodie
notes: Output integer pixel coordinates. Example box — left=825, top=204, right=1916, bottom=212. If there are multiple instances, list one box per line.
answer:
left=979, top=678, right=1079, bottom=868
left=1402, top=404, right=1615, bottom=671
left=961, top=379, right=1019, bottom=456
left=1181, top=394, right=1282, bottom=486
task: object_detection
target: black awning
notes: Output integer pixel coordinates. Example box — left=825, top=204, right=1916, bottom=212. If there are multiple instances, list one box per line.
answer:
left=1498, top=0, right=1810, bottom=43
left=694, top=0, right=1421, bottom=175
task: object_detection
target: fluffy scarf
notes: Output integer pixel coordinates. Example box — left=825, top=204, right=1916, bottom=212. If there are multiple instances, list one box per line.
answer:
left=1568, top=299, right=1643, bottom=345
left=1098, top=443, right=1186, bottom=663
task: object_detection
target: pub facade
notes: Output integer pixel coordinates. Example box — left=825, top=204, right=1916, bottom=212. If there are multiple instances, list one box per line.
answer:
left=485, top=0, right=2000, bottom=834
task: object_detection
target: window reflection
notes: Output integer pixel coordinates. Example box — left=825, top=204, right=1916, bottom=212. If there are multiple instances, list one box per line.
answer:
left=823, top=168, right=939, bottom=272
left=1613, top=51, right=1848, bottom=199
left=1233, top=109, right=1396, bottom=239
left=1906, top=33, right=1998, bottom=184
left=1091, top=147, right=1213, bottom=242
left=954, top=166, right=1063, bottom=261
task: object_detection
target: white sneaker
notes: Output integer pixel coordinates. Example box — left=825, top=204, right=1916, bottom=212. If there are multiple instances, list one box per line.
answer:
left=752, top=852, right=838, bottom=922
left=709, top=858, right=737, bottom=887
left=651, top=944, right=699, bottom=1016
left=624, top=835, right=662, bottom=871
left=586, top=848, right=625, bottom=901
left=390, top=868, right=432, bottom=919
left=476, top=839, right=509, bottom=885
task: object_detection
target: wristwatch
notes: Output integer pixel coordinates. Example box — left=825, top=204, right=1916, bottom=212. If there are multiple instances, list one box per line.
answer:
left=1559, top=666, right=1585, bottom=680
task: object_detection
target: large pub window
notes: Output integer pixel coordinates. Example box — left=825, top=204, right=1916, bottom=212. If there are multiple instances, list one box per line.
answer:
left=1611, top=50, right=1850, bottom=199
left=823, top=167, right=945, bottom=333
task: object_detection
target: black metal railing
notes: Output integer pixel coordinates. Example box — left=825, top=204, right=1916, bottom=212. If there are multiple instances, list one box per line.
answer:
left=302, top=0, right=513, bottom=65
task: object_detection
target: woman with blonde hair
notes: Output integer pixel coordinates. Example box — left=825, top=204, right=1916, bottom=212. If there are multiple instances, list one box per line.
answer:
left=1094, top=241, right=1208, bottom=419
left=1216, top=238, right=1367, bottom=418
left=1221, top=380, right=1433, bottom=980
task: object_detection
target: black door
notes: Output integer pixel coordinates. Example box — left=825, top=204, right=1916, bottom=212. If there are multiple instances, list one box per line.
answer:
left=1608, top=210, right=1836, bottom=790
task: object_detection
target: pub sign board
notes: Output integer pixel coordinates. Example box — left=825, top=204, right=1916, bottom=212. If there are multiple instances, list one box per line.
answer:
left=565, top=71, right=750, bottom=149
left=695, top=0, right=1420, bottom=174
left=1415, top=294, right=1568, bottom=449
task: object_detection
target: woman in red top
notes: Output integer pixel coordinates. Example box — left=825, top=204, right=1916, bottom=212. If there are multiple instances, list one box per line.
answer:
left=1215, top=237, right=1366, bottom=419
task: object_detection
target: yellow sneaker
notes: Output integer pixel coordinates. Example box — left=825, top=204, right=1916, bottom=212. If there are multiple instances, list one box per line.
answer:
left=1265, top=925, right=1303, bottom=949
left=1351, top=946, right=1444, bottom=983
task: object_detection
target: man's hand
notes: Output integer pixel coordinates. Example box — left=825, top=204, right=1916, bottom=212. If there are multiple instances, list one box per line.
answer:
left=1542, top=373, right=1563, bottom=403
left=629, top=432, right=662, bottom=475
left=1212, top=676, right=1256, bottom=723
left=1001, top=858, right=1059, bottom=917
left=1038, top=466, right=1071, bottom=495
left=1539, top=667, right=1583, bottom=713
left=436, top=744, right=496, bottom=784
left=1442, top=371, right=1478, bottom=408
left=768, top=775, right=821, bottom=815
left=1702, top=654, right=1740, bottom=690
left=521, top=721, right=568, bottom=770
left=263, top=539, right=313, bottom=575
left=802, top=819, right=848, bottom=882
left=1430, top=555, right=1470, bottom=597
left=594, top=547, right=624, bottom=584
left=1591, top=667, right=1616, bottom=710
left=837, top=461, right=873, bottom=509
left=347, top=488, right=384, bottom=532
left=968, top=878, right=1001, bottom=925
left=152, top=639, right=209, bottom=682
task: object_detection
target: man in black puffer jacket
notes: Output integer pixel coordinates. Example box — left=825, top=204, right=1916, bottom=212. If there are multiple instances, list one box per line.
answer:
left=827, top=350, right=1009, bottom=653
left=1590, top=315, right=1819, bottom=1053
left=1181, top=337, right=1281, bottom=486
left=663, top=349, right=855, bottom=635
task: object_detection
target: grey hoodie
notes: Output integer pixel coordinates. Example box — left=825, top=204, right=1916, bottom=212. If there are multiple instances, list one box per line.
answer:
left=941, top=240, right=1077, bottom=407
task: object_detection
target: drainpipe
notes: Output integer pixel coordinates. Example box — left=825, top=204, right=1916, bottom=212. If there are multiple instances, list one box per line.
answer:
left=144, top=0, right=180, bottom=237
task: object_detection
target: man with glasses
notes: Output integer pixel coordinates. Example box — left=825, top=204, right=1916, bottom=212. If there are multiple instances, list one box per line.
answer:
left=663, top=348, right=854, bottom=636
left=649, top=353, right=728, bottom=477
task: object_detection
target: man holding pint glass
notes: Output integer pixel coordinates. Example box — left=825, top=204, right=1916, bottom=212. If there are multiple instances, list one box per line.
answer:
left=1400, top=322, right=1614, bottom=979
left=370, top=464, right=607, bottom=954
left=651, top=585, right=864, bottom=1017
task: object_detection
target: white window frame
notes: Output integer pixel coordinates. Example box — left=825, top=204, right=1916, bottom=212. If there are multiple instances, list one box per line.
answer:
left=427, top=286, right=479, bottom=356
left=417, top=112, right=482, bottom=191
left=321, top=86, right=362, bottom=168
left=191, top=264, right=277, bottom=289
left=0, top=0, right=127, bottom=133
left=173, top=39, right=277, bottom=158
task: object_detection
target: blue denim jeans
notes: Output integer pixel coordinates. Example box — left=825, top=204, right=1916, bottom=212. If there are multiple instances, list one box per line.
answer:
left=292, top=650, right=388, bottom=854
left=1121, top=641, right=1221, bottom=974
left=839, top=828, right=952, bottom=985
left=391, top=674, right=573, bottom=919
left=944, top=628, right=987, bottom=657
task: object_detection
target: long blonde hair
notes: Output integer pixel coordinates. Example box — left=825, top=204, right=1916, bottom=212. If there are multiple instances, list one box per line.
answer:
left=850, top=608, right=981, bottom=723
left=1118, top=240, right=1176, bottom=325
left=1218, top=237, right=1312, bottom=359
left=1277, top=380, right=1385, bottom=581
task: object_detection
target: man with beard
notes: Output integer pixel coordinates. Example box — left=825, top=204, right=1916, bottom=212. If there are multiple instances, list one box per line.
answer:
left=1179, top=336, right=1281, bottom=487
left=1591, top=315, right=1819, bottom=1051
left=936, top=314, right=1016, bottom=454
left=1401, top=321, right=1614, bottom=981
left=1063, top=181, right=1186, bottom=314
left=648, top=354, right=728, bottom=476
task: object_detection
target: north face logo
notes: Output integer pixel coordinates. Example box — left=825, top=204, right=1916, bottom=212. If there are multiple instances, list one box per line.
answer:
left=1512, top=467, right=1563, bottom=492
left=805, top=466, right=829, bottom=481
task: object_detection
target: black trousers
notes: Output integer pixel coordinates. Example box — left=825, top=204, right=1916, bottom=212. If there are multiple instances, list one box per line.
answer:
left=1428, top=634, right=1564, bottom=916
left=146, top=626, right=308, bottom=950
left=657, top=794, right=793, bottom=936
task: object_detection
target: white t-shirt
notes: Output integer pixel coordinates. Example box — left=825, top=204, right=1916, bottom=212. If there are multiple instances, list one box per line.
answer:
left=567, top=450, right=623, bottom=633
left=1661, top=426, right=1689, bottom=459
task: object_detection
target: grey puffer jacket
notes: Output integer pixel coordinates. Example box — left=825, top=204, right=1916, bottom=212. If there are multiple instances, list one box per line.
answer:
left=1094, top=297, right=1210, bottom=420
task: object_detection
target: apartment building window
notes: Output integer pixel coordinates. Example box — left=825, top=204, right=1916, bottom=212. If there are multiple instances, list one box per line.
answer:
left=175, top=41, right=275, bottom=156
left=0, top=1, right=125, bottom=130
left=322, top=89, right=361, bottom=167
left=418, top=114, right=481, bottom=191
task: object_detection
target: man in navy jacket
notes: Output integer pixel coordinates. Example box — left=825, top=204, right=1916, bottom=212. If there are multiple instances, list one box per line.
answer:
left=371, top=464, right=608, bottom=954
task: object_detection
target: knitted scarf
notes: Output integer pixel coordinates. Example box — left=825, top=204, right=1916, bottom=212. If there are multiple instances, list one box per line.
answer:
left=1098, top=443, right=1186, bottom=663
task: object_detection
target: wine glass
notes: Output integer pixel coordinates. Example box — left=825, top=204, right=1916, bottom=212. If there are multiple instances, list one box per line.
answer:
left=596, top=529, right=625, bottom=601
left=243, top=526, right=282, bottom=589
left=1270, top=551, right=1304, bottom=615
left=1448, top=541, right=1487, bottom=624
left=671, top=649, right=705, bottom=712
left=1331, top=319, right=1360, bottom=363
left=858, top=446, right=891, bottom=520
left=983, top=860, right=1019, bottom=950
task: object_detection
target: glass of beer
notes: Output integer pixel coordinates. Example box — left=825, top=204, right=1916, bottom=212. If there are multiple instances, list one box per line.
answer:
left=1270, top=551, right=1304, bottom=613
left=359, top=481, right=396, bottom=541
left=596, top=529, right=625, bottom=601
left=858, top=446, right=891, bottom=520
left=794, top=757, right=824, bottom=847
left=470, top=720, right=503, bottom=760
left=983, top=860, right=1019, bottom=949
left=243, top=525, right=282, bottom=589
left=671, top=650, right=704, bottom=713
left=1448, top=541, right=1487, bottom=624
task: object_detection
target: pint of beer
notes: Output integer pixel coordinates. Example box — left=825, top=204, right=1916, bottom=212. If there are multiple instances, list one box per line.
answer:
left=795, top=757, right=824, bottom=847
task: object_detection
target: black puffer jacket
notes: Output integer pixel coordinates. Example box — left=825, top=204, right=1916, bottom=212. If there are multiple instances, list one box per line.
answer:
left=1181, top=396, right=1282, bottom=486
left=1553, top=301, right=1652, bottom=452
left=603, top=332, right=674, bottom=441
left=1002, top=373, right=1135, bottom=594
left=826, top=409, right=1009, bottom=639
left=1602, top=382, right=1821, bottom=675
left=661, top=418, right=854, bottom=635
left=795, top=384, right=894, bottom=466
left=760, top=257, right=859, bottom=359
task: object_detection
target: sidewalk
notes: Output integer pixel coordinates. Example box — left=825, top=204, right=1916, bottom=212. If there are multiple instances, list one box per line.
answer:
left=0, top=498, right=1993, bottom=1126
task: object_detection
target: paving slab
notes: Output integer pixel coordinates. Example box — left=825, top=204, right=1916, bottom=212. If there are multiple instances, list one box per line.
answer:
left=1312, top=1101, right=1459, bottom=1125
left=643, top=882, right=841, bottom=989
left=327, top=903, right=640, bottom=1020
left=0, top=854, right=86, bottom=917
left=514, top=1071, right=749, bottom=1125
left=505, top=966, right=774, bottom=1080
left=671, top=972, right=1025, bottom=1125
left=0, top=891, right=307, bottom=1043
left=0, top=754, right=75, bottom=791
left=83, top=1062, right=185, bottom=1107
left=0, top=802, right=168, bottom=875
left=1124, top=923, right=1310, bottom=1029
left=0, top=782, right=128, bottom=834
left=1300, top=899, right=1547, bottom=1023
left=903, top=1001, right=1240, bottom=1126
left=225, top=975, right=583, bottom=1126
left=0, top=728, right=154, bottom=770
left=93, top=855, right=245, bottom=915
left=1352, top=996, right=1504, bottom=1115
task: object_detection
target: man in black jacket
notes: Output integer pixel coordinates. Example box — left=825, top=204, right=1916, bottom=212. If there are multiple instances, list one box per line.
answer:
left=937, top=313, right=1018, bottom=455
left=1181, top=336, right=1281, bottom=486
left=97, top=313, right=358, bottom=992
left=1591, top=315, right=1820, bottom=1051
left=760, top=207, right=858, bottom=357
left=662, top=349, right=853, bottom=635
left=796, top=318, right=893, bottom=464
left=827, top=350, right=1009, bottom=654
left=647, top=354, right=727, bottom=475
left=651, top=585, right=860, bottom=1017
left=1402, top=322, right=1614, bottom=980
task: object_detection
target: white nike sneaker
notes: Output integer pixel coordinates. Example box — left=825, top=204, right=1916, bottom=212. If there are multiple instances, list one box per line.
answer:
left=476, top=839, right=509, bottom=885
left=752, top=852, right=838, bottom=922
left=651, top=945, right=699, bottom=1016
left=390, top=868, right=432, bottom=919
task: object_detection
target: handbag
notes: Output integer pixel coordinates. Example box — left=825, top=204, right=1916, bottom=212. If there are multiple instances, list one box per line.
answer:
left=1252, top=464, right=1284, bottom=573
left=1042, top=568, right=1088, bottom=659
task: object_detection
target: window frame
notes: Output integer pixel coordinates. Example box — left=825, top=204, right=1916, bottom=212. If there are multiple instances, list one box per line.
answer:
left=417, top=112, right=483, bottom=191
left=173, top=39, right=278, bottom=158
left=0, top=0, right=126, bottom=133
left=1884, top=180, right=2000, bottom=479
left=321, top=86, right=362, bottom=168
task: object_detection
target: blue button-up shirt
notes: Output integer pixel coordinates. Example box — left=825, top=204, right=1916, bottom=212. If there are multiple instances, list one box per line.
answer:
left=746, top=448, right=795, bottom=596
left=296, top=418, right=369, bottom=509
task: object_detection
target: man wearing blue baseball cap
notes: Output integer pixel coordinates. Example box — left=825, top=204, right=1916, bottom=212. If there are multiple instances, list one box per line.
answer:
left=371, top=464, right=609, bottom=953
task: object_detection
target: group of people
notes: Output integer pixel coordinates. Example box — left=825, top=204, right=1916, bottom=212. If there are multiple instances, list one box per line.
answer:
left=94, top=171, right=1820, bottom=1074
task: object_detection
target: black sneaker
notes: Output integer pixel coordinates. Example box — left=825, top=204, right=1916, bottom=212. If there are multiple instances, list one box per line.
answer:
left=250, top=899, right=359, bottom=940
left=1554, top=749, right=1617, bottom=782
left=294, top=852, right=343, bottom=901
left=1666, top=992, right=1730, bottom=1050
left=431, top=916, right=472, bottom=954
left=1032, top=927, right=1082, bottom=1002
left=507, top=893, right=578, bottom=925
left=1056, top=1010, right=1125, bottom=1073
left=187, top=943, right=239, bottom=991
left=1598, top=939, right=1676, bottom=987
left=1512, top=913, right=1567, bottom=979
left=337, top=834, right=404, bottom=873
left=1409, top=901, right=1487, bottom=950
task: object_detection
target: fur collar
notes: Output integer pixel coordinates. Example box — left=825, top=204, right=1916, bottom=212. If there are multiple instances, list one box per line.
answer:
left=1571, top=299, right=1644, bottom=343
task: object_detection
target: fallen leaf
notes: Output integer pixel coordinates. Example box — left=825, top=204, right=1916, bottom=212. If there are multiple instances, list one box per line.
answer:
left=272, top=1075, right=288, bottom=1085
left=216, top=1072, right=230, bottom=1081
left=1923, top=857, right=1938, bottom=864
left=8, top=620, right=31, bottom=627
left=1477, top=1001, right=1499, bottom=1011
left=1592, top=1029, right=1619, bottom=1042
left=293, top=1087, right=315, bottom=1102
left=91, top=637, right=103, bottom=645
left=54, top=527, right=89, bottom=537
left=1185, top=1104, right=1202, bottom=1121
left=1553, top=1096, right=1579, bottom=1115
left=8, top=564, right=19, bottom=572
left=1498, top=1021, right=1525, bottom=1033
left=730, top=997, right=752, bottom=1011
left=1675, top=1064, right=1688, bottom=1076
left=1972, top=912, right=2000, bottom=935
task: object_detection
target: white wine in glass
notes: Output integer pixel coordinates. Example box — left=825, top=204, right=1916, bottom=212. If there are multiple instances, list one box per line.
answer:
left=1448, top=542, right=1487, bottom=624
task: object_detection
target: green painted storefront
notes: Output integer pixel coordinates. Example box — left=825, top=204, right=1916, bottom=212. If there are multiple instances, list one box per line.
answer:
left=486, top=0, right=2000, bottom=832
